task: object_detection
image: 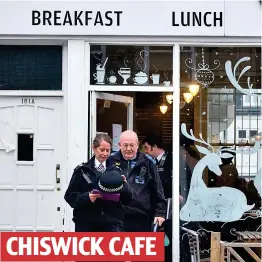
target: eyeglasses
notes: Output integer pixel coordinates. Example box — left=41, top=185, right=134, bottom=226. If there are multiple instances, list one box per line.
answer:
left=121, top=143, right=137, bottom=149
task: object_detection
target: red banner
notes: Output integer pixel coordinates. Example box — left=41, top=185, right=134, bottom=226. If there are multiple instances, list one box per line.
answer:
left=0, top=232, right=164, bottom=261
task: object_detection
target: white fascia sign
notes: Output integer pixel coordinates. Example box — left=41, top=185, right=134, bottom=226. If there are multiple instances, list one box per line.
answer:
left=0, top=1, right=225, bottom=36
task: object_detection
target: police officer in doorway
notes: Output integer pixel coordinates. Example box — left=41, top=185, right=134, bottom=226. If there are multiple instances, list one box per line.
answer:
left=108, top=130, right=166, bottom=232
left=142, top=135, right=172, bottom=199
left=142, top=135, right=175, bottom=262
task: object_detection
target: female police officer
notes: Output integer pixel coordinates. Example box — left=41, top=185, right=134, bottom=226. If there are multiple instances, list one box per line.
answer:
left=64, top=133, right=132, bottom=232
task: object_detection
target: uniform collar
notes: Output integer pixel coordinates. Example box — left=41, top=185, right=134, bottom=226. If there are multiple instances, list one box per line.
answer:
left=94, top=158, right=106, bottom=169
left=112, top=150, right=144, bottom=163
left=157, top=151, right=165, bottom=162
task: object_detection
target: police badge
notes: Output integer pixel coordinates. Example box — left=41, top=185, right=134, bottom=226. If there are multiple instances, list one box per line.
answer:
left=135, top=166, right=147, bottom=184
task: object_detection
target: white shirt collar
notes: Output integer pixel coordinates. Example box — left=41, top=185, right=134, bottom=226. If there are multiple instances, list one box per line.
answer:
left=94, top=158, right=106, bottom=169
left=157, top=151, right=165, bottom=162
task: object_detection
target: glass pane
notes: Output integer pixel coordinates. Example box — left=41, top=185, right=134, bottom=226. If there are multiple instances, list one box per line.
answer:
left=90, top=45, right=173, bottom=86
left=17, top=134, right=34, bottom=161
left=0, top=46, right=62, bottom=90
left=179, top=46, right=261, bottom=261
left=96, top=98, right=128, bottom=152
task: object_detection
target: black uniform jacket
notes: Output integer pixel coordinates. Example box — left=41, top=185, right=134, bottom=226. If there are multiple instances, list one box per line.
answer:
left=64, top=156, right=133, bottom=224
left=108, top=151, right=167, bottom=219
left=156, top=151, right=172, bottom=199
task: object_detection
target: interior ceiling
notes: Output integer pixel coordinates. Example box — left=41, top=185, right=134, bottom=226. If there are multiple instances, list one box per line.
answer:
left=136, top=92, right=161, bottom=108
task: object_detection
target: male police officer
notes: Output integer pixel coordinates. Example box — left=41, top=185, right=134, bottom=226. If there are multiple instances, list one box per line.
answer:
left=108, top=130, right=166, bottom=232
left=142, top=135, right=172, bottom=199
left=142, top=135, right=173, bottom=262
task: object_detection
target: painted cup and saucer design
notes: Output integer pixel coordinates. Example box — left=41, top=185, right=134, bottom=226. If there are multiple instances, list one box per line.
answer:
left=92, top=49, right=172, bottom=86
left=107, top=70, right=117, bottom=84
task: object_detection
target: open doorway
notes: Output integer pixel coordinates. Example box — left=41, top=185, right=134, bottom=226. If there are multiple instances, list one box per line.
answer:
left=88, top=91, right=174, bottom=157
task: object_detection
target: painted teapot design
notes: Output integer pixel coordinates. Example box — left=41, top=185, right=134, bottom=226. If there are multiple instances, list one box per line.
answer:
left=133, top=71, right=148, bottom=85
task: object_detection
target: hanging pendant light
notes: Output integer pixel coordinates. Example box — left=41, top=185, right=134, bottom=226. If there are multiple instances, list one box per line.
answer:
left=189, top=83, right=200, bottom=96
left=183, top=93, right=193, bottom=103
left=166, top=94, right=173, bottom=104
left=160, top=104, right=168, bottom=114
left=160, top=93, right=168, bottom=114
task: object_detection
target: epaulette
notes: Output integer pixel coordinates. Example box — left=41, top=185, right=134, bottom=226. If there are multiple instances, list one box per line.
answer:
left=74, top=162, right=87, bottom=172
left=144, top=154, right=156, bottom=165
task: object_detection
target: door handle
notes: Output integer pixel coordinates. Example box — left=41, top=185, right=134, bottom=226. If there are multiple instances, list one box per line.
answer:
left=56, top=164, right=60, bottom=183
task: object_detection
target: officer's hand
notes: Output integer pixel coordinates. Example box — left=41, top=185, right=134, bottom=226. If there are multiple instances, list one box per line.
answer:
left=89, top=193, right=102, bottom=202
left=154, top=216, right=165, bottom=226
left=121, top=175, right=127, bottom=183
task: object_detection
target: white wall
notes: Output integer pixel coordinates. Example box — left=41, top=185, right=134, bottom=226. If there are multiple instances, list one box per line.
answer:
left=64, top=40, right=88, bottom=232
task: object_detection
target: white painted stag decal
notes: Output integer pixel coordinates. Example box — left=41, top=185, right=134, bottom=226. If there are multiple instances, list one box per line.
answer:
left=180, top=123, right=260, bottom=222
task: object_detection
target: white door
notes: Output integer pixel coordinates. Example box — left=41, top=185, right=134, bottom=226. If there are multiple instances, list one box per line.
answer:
left=89, top=92, right=133, bottom=157
left=0, top=97, right=63, bottom=232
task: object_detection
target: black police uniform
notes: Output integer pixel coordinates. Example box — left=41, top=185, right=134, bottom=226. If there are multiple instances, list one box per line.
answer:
left=154, top=151, right=172, bottom=199
left=108, top=150, right=166, bottom=232
left=64, top=156, right=132, bottom=232
left=153, top=151, right=173, bottom=262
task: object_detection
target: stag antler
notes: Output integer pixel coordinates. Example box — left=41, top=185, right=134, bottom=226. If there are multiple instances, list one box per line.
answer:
left=181, top=123, right=214, bottom=152
left=220, top=141, right=260, bottom=155
left=225, top=57, right=259, bottom=97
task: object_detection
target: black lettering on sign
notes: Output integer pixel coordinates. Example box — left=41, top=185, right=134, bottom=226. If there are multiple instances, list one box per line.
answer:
left=54, top=10, right=62, bottom=26
left=63, top=11, right=73, bottom=25
left=214, top=12, right=223, bottom=27
left=43, top=11, right=52, bottom=25
left=31, top=10, right=123, bottom=26
left=21, top=98, right=35, bottom=104
left=181, top=12, right=190, bottom=26
left=105, top=11, right=113, bottom=26
left=94, top=11, right=103, bottom=26
left=32, top=10, right=41, bottom=25
left=172, top=11, right=223, bottom=27
left=114, top=11, right=122, bottom=26
left=74, top=11, right=83, bottom=26
left=192, top=12, right=201, bottom=26
left=85, top=11, right=93, bottom=25
left=203, top=12, right=212, bottom=27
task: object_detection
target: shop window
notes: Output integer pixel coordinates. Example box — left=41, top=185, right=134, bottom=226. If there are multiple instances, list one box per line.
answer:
left=179, top=46, right=261, bottom=261
left=244, top=94, right=251, bottom=103
left=0, top=46, right=62, bottom=90
left=90, top=45, right=173, bottom=86
left=238, top=130, right=246, bottom=138
left=250, top=130, right=257, bottom=138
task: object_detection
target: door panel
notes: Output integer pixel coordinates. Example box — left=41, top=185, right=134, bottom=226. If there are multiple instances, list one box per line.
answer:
left=89, top=92, right=133, bottom=157
left=97, top=99, right=128, bottom=136
left=0, top=97, right=63, bottom=232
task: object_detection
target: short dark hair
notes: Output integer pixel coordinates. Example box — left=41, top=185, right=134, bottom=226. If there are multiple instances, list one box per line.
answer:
left=142, top=135, right=164, bottom=149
